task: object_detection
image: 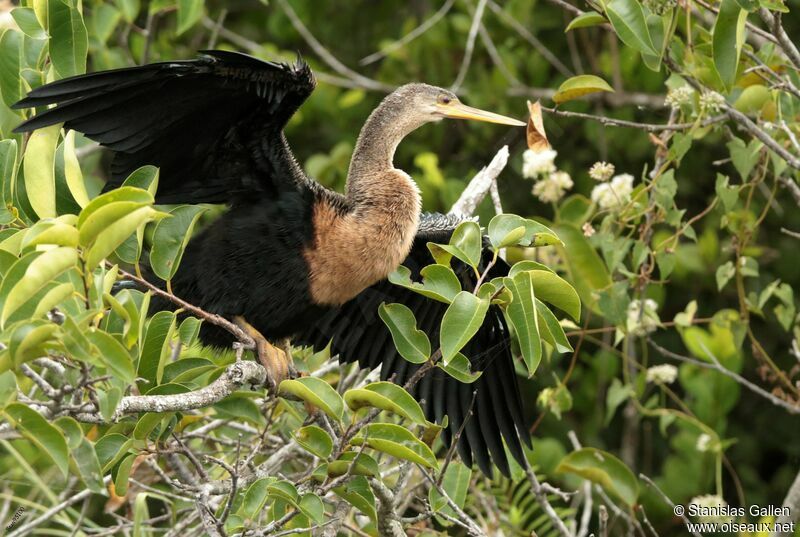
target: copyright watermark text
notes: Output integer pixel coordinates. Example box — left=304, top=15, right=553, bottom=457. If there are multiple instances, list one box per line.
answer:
left=673, top=503, right=795, bottom=534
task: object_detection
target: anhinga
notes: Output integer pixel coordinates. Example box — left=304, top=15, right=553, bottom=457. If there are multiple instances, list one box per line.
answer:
left=14, top=50, right=531, bottom=477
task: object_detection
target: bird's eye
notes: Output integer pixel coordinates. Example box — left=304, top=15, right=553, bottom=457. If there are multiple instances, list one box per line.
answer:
left=438, top=95, right=452, bottom=105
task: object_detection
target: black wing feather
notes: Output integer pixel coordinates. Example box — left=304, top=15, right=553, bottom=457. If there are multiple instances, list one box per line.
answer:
left=296, top=216, right=533, bottom=478
left=13, top=51, right=316, bottom=204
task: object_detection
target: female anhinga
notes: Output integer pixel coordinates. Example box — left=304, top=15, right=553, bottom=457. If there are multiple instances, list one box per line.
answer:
left=14, top=50, right=530, bottom=477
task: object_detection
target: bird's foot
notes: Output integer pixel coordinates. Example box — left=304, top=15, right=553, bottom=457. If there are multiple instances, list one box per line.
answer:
left=234, top=317, right=297, bottom=391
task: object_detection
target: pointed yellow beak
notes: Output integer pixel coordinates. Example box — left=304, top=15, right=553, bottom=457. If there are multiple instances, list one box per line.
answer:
left=437, top=101, right=526, bottom=126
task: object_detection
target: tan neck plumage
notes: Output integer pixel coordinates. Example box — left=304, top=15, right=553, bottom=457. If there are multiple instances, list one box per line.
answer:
left=304, top=97, right=423, bottom=306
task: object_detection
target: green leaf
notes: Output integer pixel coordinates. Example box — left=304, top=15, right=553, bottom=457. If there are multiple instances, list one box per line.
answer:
left=4, top=403, right=70, bottom=477
left=7, top=321, right=58, bottom=367
left=556, top=447, right=639, bottom=506
left=333, top=476, right=376, bottom=522
left=438, top=352, right=482, bottom=383
left=113, top=453, right=136, bottom=496
left=294, top=425, right=333, bottom=459
left=62, top=130, right=89, bottom=208
left=488, top=214, right=562, bottom=249
left=176, top=0, right=204, bottom=34
left=726, top=137, right=762, bottom=180
left=327, top=452, right=380, bottom=478
left=566, top=11, right=607, bottom=31
left=0, top=371, right=17, bottom=408
left=528, top=270, right=581, bottom=321
left=240, top=478, right=275, bottom=519
left=298, top=493, right=325, bottom=524
left=150, top=205, right=207, bottom=281
left=48, top=0, right=89, bottom=78
left=95, top=433, right=132, bottom=471
left=378, top=303, right=431, bottom=364
left=85, top=206, right=165, bottom=268
left=12, top=8, right=47, bottom=39
left=388, top=264, right=461, bottom=303
left=344, top=381, right=427, bottom=424
left=712, top=0, right=748, bottom=89
left=433, top=220, right=483, bottom=268
left=0, top=30, right=23, bottom=108
left=1, top=247, right=78, bottom=326
left=429, top=461, right=471, bottom=523
left=716, top=261, right=735, bottom=291
left=23, top=124, right=61, bottom=219
left=86, top=329, right=136, bottom=385
left=553, top=74, right=615, bottom=104
left=440, top=291, right=490, bottom=365
left=505, top=271, right=544, bottom=377
left=604, top=0, right=657, bottom=55
left=137, top=310, right=176, bottom=389
left=536, top=298, right=573, bottom=353
left=352, top=423, right=438, bottom=469
left=279, top=377, right=345, bottom=422
left=553, top=223, right=609, bottom=312
left=113, top=0, right=139, bottom=22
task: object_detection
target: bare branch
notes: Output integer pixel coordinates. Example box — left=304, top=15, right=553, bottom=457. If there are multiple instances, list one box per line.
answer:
left=542, top=106, right=727, bottom=132
left=449, top=145, right=510, bottom=218
left=359, top=0, right=456, bottom=65
left=451, top=0, right=488, bottom=92
left=758, top=9, right=800, bottom=71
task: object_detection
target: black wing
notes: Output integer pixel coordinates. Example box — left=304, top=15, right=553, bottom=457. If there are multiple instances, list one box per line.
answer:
left=13, top=50, right=316, bottom=204
left=297, top=213, right=532, bottom=478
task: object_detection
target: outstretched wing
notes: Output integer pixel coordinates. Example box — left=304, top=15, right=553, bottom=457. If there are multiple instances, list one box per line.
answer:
left=297, top=213, right=532, bottom=478
left=13, top=50, right=316, bottom=204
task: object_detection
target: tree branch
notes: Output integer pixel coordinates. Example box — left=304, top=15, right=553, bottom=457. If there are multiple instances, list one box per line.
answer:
left=449, top=145, right=510, bottom=217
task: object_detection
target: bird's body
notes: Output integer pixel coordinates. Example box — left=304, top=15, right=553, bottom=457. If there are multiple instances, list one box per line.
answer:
left=14, top=50, right=532, bottom=477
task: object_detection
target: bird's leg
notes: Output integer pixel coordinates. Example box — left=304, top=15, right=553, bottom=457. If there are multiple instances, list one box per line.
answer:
left=233, top=317, right=295, bottom=390
left=278, top=338, right=298, bottom=378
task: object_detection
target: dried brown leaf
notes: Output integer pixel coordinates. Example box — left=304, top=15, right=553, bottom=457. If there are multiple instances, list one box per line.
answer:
left=526, top=100, right=550, bottom=152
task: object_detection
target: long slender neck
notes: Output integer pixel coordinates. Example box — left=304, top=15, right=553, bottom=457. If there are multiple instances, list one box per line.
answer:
left=345, top=98, right=426, bottom=205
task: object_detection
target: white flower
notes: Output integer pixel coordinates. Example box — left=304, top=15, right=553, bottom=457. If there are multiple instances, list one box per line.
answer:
left=646, top=364, right=677, bottom=384
left=590, top=173, right=634, bottom=210
left=699, top=91, right=726, bottom=113
left=628, top=298, right=661, bottom=336
left=696, top=434, right=712, bottom=452
left=665, top=86, right=694, bottom=109
left=532, top=171, right=573, bottom=203
left=589, top=161, right=615, bottom=182
left=582, top=222, right=596, bottom=237
left=522, top=149, right=557, bottom=179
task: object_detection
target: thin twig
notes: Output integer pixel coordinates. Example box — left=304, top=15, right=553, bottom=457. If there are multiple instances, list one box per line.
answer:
left=451, top=0, right=488, bottom=92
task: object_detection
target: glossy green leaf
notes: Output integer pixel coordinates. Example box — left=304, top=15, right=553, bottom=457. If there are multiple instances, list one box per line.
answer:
left=553, top=75, right=615, bottom=104
left=553, top=223, right=610, bottom=312
left=95, top=432, right=132, bottom=471
left=344, top=381, right=427, bottom=424
left=294, top=425, right=333, bottom=459
left=327, top=452, right=380, bottom=478
left=0, top=371, right=17, bottom=408
left=333, top=476, right=376, bottom=522
left=440, top=291, right=489, bottom=365
left=713, top=0, right=748, bottom=89
left=0, top=30, right=23, bottom=108
left=604, top=0, right=657, bottom=54
left=1, top=247, right=78, bottom=326
left=113, top=452, right=136, bottom=496
left=388, top=264, right=461, bottom=303
left=528, top=270, right=581, bottom=321
left=240, top=477, right=275, bottom=519
left=299, top=493, right=325, bottom=524
left=503, top=271, right=542, bottom=375
left=429, top=461, right=471, bottom=523
left=378, top=303, right=431, bottom=364
left=4, top=403, right=70, bottom=477
left=566, top=11, right=607, bottom=31
left=488, top=214, right=562, bottom=249
left=11, top=8, right=47, bottom=39
left=150, top=205, right=207, bottom=280
left=48, top=0, right=88, bottom=78
left=279, top=376, right=345, bottom=422
left=137, top=310, right=176, bottom=389
left=85, top=206, right=165, bottom=268
left=536, top=298, right=573, bottom=353
left=63, top=130, right=89, bottom=208
left=556, top=447, right=639, bottom=506
left=23, top=124, right=60, bottom=219
left=86, top=329, right=136, bottom=385
left=437, top=352, right=481, bottom=383
left=352, top=423, right=438, bottom=469
left=77, top=186, right=153, bottom=232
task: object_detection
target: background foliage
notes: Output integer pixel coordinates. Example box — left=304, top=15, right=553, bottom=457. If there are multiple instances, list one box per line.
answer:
left=0, top=0, right=799, bottom=535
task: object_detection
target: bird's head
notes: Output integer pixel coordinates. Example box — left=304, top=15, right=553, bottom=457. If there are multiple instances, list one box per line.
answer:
left=390, top=83, right=526, bottom=127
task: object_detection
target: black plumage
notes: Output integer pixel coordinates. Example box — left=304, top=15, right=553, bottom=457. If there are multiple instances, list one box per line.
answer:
left=14, top=51, right=531, bottom=477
